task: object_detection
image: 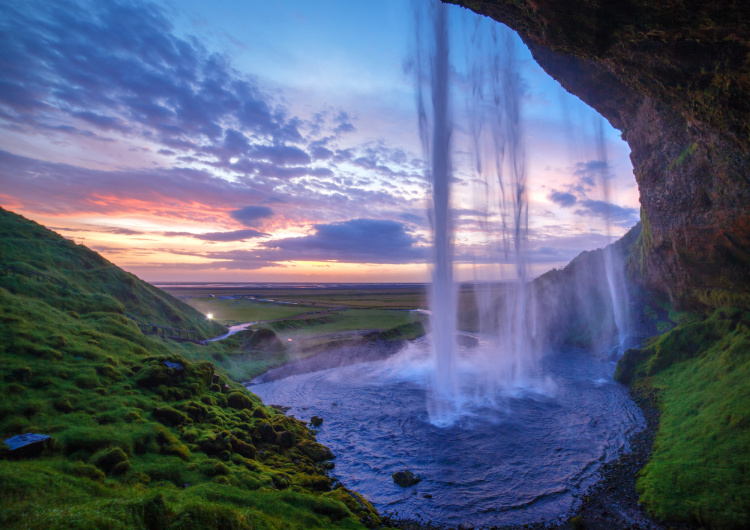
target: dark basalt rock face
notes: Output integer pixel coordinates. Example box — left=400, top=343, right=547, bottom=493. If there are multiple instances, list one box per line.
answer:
left=449, top=0, right=750, bottom=309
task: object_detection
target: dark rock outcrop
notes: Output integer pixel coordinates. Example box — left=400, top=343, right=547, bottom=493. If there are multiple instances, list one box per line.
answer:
left=392, top=469, right=421, bottom=487
left=450, top=0, right=750, bottom=309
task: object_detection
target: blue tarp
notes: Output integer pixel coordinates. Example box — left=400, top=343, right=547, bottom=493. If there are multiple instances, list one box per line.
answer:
left=4, top=433, right=50, bottom=451
left=163, top=361, right=184, bottom=370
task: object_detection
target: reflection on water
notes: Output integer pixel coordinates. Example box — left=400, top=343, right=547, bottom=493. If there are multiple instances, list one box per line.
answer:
left=251, top=343, right=644, bottom=527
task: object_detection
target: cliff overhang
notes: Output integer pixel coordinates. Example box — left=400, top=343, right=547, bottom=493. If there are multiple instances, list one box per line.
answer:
left=449, top=0, right=750, bottom=309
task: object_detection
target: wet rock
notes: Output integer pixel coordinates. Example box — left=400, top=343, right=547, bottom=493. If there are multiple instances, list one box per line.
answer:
left=3, top=433, right=51, bottom=458
left=392, top=470, right=421, bottom=487
left=457, top=523, right=474, bottom=530
left=310, top=415, right=323, bottom=427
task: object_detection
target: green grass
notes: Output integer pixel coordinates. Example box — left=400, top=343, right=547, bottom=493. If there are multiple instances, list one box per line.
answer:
left=180, top=297, right=317, bottom=326
left=269, top=309, right=421, bottom=336
left=0, top=207, right=380, bottom=529
left=616, top=308, right=750, bottom=528
left=162, top=286, right=427, bottom=311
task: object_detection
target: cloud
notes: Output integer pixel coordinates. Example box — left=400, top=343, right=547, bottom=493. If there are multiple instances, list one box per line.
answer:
left=310, top=145, right=334, bottom=160
left=193, top=229, right=269, bottom=241
left=333, top=110, right=356, bottom=135
left=262, top=218, right=425, bottom=263
left=230, top=206, right=274, bottom=226
left=570, top=160, right=610, bottom=193
left=574, top=199, right=638, bottom=226
left=105, top=227, right=145, bottom=235
left=248, top=144, right=311, bottom=165
left=0, top=0, right=303, bottom=162
left=548, top=190, right=577, bottom=207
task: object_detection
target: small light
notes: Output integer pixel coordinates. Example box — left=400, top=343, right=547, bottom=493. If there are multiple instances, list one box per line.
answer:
left=207, top=313, right=213, bottom=320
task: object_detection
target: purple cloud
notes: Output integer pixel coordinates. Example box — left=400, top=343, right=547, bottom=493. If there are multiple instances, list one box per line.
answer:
left=0, top=0, right=302, bottom=159
left=193, top=229, right=269, bottom=241
left=261, top=218, right=426, bottom=264
left=548, top=190, right=577, bottom=207
left=575, top=199, right=638, bottom=226
left=230, top=206, right=274, bottom=226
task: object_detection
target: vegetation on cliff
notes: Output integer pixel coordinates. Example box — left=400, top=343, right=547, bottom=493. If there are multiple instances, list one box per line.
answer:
left=615, top=307, right=750, bottom=528
left=0, top=207, right=379, bottom=529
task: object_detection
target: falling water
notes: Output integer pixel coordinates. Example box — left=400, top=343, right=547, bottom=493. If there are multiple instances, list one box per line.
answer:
left=415, top=3, right=539, bottom=426
left=415, top=1, right=458, bottom=423
left=593, top=118, right=629, bottom=354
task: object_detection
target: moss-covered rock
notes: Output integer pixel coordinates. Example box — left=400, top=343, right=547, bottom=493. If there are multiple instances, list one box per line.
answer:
left=298, top=440, right=334, bottom=462
left=92, top=446, right=130, bottom=475
left=226, top=391, right=252, bottom=410
left=152, top=406, right=188, bottom=427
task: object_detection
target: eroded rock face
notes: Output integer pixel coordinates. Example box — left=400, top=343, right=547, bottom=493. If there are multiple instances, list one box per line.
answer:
left=450, top=0, right=750, bottom=308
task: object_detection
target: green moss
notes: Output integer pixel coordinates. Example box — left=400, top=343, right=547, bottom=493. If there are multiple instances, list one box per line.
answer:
left=629, top=209, right=652, bottom=278
left=666, top=142, right=697, bottom=172
left=226, top=391, right=252, bottom=410
left=0, top=207, right=374, bottom=529
left=152, top=406, right=189, bottom=427
left=615, top=308, right=750, bottom=527
left=92, top=447, right=130, bottom=475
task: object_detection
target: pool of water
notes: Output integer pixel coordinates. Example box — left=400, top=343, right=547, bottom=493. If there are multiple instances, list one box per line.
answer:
left=250, top=342, right=643, bottom=527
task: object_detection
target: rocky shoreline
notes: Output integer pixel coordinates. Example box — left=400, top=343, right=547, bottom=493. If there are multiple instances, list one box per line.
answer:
left=381, top=384, right=687, bottom=530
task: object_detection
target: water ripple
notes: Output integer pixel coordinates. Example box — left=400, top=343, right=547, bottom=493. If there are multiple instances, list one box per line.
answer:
left=251, top=347, right=643, bottom=527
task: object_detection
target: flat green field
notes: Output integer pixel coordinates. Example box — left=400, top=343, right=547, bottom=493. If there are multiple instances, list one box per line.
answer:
left=162, top=286, right=427, bottom=311
left=179, top=296, right=317, bottom=325
left=158, top=286, right=429, bottom=381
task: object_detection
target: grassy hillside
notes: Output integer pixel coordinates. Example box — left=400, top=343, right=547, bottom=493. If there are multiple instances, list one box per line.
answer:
left=0, top=207, right=226, bottom=337
left=0, top=208, right=379, bottom=529
left=615, top=308, right=750, bottom=528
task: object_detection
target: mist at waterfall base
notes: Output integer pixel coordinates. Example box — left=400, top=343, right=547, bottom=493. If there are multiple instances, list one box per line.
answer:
left=253, top=3, right=639, bottom=526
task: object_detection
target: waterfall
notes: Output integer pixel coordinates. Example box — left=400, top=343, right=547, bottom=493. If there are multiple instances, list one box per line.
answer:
left=414, top=2, right=538, bottom=426
left=594, top=117, right=629, bottom=354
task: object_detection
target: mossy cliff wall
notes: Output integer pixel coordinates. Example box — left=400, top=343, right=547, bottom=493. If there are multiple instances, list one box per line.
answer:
left=450, top=0, right=750, bottom=309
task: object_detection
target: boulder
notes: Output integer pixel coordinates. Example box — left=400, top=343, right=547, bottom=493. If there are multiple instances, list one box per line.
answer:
left=392, top=469, right=421, bottom=487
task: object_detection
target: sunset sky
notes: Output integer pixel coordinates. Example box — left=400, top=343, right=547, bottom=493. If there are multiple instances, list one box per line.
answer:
left=0, top=0, right=640, bottom=283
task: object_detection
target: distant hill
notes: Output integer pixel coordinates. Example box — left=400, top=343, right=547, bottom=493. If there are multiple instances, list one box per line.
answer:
left=0, top=206, right=226, bottom=337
